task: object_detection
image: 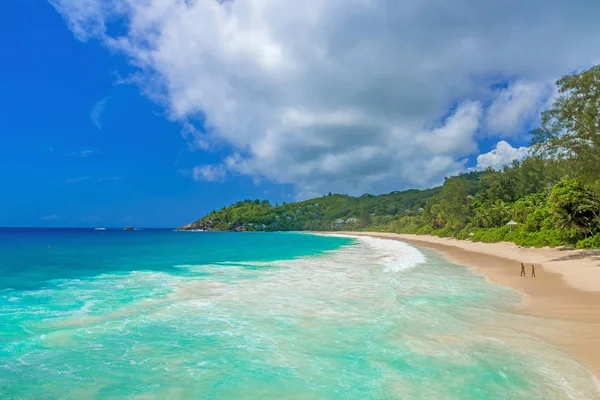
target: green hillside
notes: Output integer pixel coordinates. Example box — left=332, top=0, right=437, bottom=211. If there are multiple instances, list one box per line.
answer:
left=181, top=65, right=600, bottom=249
left=179, top=184, right=448, bottom=232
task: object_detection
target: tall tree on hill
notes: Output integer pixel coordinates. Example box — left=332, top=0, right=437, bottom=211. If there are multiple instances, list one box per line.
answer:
left=439, top=177, right=470, bottom=229
left=531, top=64, right=600, bottom=191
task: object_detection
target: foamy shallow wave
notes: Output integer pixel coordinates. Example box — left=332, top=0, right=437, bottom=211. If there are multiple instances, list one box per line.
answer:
left=337, top=235, right=426, bottom=272
left=179, top=235, right=426, bottom=273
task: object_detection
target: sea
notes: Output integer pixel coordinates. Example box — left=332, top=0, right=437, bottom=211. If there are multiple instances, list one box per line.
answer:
left=0, top=228, right=598, bottom=399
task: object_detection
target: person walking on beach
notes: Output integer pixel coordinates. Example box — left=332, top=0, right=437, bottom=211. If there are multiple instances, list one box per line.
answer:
left=520, top=263, right=526, bottom=277
left=531, top=264, right=536, bottom=278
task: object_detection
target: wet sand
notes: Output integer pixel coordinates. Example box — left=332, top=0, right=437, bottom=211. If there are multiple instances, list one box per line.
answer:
left=328, top=232, right=600, bottom=379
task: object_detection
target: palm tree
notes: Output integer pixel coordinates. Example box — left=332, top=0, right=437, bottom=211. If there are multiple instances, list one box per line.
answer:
left=573, top=199, right=600, bottom=235
left=474, top=208, right=492, bottom=228
left=554, top=207, right=578, bottom=231
left=490, top=200, right=510, bottom=227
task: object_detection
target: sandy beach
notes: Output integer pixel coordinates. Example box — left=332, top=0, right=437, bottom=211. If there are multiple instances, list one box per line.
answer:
left=329, top=232, right=600, bottom=379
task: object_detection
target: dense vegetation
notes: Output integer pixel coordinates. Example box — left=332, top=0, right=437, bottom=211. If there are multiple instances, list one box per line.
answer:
left=181, top=186, right=443, bottom=232
left=182, top=65, right=600, bottom=249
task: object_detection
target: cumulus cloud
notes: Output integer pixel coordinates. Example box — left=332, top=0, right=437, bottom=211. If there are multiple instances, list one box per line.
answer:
left=421, top=102, right=482, bottom=156
left=476, top=141, right=530, bottom=170
left=49, top=0, right=600, bottom=195
left=485, top=81, right=554, bottom=137
left=192, top=164, right=227, bottom=182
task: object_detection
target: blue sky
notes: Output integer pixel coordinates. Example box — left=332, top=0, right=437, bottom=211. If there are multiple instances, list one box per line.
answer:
left=1, top=1, right=292, bottom=228
left=2, top=0, right=599, bottom=228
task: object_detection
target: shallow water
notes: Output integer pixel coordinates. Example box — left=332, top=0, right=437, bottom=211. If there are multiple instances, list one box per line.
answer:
left=0, top=229, right=598, bottom=399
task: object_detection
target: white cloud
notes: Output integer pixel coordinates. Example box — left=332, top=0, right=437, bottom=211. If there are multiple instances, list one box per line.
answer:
left=90, top=97, right=109, bottom=129
left=485, top=81, right=553, bottom=137
left=71, top=149, right=98, bottom=158
left=192, top=164, right=226, bottom=182
left=49, top=0, right=106, bottom=41
left=181, top=122, right=212, bottom=151
left=420, top=102, right=482, bottom=156
left=50, top=0, right=600, bottom=195
left=476, top=141, right=530, bottom=170
left=41, top=214, right=60, bottom=222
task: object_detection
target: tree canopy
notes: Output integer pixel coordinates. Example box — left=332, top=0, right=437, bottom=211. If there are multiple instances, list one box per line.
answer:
left=531, top=65, right=600, bottom=190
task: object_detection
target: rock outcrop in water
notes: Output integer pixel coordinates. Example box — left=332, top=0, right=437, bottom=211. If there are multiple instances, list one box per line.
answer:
left=177, top=219, right=229, bottom=231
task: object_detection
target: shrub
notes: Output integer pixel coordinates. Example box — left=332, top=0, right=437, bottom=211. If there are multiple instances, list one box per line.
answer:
left=559, top=228, right=585, bottom=245
left=523, top=204, right=554, bottom=232
left=471, top=226, right=509, bottom=243
left=576, top=234, right=600, bottom=249
left=431, top=227, right=456, bottom=238
left=505, top=228, right=572, bottom=248
left=456, top=227, right=477, bottom=240
left=416, top=225, right=433, bottom=235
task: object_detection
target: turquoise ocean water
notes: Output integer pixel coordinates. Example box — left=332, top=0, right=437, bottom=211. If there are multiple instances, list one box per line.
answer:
left=0, top=229, right=598, bottom=399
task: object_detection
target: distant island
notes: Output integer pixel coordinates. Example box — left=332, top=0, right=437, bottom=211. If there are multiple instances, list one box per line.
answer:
left=180, top=65, right=600, bottom=250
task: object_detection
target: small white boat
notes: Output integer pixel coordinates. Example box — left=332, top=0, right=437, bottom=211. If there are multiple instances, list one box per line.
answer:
left=94, top=228, right=107, bottom=231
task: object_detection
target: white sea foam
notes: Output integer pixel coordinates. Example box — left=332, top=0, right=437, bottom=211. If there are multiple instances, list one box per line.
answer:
left=173, top=236, right=425, bottom=278
left=340, top=235, right=426, bottom=272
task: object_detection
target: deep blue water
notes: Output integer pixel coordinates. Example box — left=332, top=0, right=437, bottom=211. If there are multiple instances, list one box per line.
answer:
left=0, top=228, right=351, bottom=290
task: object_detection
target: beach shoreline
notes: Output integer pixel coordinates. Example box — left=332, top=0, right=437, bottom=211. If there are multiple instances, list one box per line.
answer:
left=323, top=232, right=600, bottom=380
